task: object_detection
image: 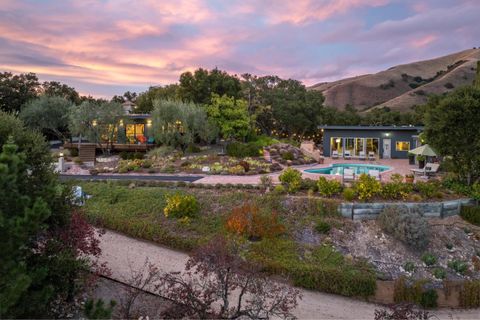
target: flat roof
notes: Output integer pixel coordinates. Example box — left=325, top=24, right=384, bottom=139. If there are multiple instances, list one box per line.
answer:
left=318, top=125, right=423, bottom=131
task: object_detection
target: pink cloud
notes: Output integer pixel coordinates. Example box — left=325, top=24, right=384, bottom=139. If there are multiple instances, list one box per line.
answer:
left=410, top=34, right=437, bottom=48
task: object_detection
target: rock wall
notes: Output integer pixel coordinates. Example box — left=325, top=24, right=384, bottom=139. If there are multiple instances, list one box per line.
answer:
left=339, top=199, right=475, bottom=220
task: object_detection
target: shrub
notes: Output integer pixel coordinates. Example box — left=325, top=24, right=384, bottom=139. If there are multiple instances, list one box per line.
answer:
left=381, top=175, right=412, bottom=200
left=225, top=203, right=285, bottom=240
left=444, top=82, right=454, bottom=89
left=378, top=206, right=429, bottom=250
left=460, top=206, right=480, bottom=226
left=459, top=280, right=480, bottom=308
left=448, top=259, right=468, bottom=274
left=342, top=188, right=356, bottom=201
left=421, top=253, right=437, bottom=266
left=228, top=165, right=245, bottom=175
left=394, top=277, right=438, bottom=308
left=315, top=221, right=331, bottom=234
left=355, top=174, right=382, bottom=201
left=301, top=178, right=318, bottom=192
left=186, top=144, right=201, bottom=153
left=141, top=159, right=152, bottom=168
left=259, top=175, right=273, bottom=191
left=238, top=160, right=250, bottom=172
left=69, top=148, right=79, bottom=157
left=226, top=142, right=260, bottom=157
left=317, top=177, right=342, bottom=197
left=147, top=146, right=175, bottom=158
left=432, top=268, right=446, bottom=279
left=273, top=185, right=286, bottom=195
left=281, top=151, right=294, bottom=161
left=278, top=168, right=302, bottom=193
left=404, top=261, right=416, bottom=272
left=163, top=193, right=199, bottom=219
left=414, top=181, right=440, bottom=199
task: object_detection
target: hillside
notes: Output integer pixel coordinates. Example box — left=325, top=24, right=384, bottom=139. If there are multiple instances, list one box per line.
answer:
left=309, top=48, right=480, bottom=112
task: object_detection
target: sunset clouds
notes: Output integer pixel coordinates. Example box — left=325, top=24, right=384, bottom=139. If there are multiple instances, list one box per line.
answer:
left=0, top=0, right=478, bottom=97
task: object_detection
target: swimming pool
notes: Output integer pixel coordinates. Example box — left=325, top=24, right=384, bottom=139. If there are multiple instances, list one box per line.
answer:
left=304, top=163, right=391, bottom=175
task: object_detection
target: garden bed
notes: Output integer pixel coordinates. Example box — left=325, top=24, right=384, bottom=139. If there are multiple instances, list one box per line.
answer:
left=75, top=181, right=480, bottom=303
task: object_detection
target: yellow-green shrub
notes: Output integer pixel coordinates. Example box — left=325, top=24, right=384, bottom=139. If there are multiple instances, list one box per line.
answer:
left=355, top=174, right=382, bottom=201
left=163, top=193, right=199, bottom=219
left=278, top=168, right=302, bottom=193
left=317, top=177, right=342, bottom=197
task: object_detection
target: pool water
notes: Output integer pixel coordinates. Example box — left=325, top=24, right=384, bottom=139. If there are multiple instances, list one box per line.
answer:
left=304, top=163, right=390, bottom=175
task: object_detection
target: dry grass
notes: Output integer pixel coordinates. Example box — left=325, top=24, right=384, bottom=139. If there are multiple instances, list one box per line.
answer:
left=309, top=48, right=480, bottom=112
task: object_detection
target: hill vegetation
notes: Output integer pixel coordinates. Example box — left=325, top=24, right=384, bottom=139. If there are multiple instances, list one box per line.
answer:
left=310, top=48, right=480, bottom=112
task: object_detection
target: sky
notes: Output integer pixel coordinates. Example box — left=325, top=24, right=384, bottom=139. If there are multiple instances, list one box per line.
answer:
left=0, top=0, right=479, bottom=98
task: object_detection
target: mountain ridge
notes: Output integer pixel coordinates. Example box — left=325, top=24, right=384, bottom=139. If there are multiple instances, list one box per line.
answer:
left=309, top=48, right=480, bottom=112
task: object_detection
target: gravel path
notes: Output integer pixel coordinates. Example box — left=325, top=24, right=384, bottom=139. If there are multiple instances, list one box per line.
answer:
left=98, top=229, right=480, bottom=320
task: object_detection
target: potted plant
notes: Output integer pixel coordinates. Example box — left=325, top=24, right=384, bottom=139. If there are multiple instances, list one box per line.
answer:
left=417, top=155, right=426, bottom=169
left=408, top=152, right=415, bottom=165
left=405, top=173, right=414, bottom=183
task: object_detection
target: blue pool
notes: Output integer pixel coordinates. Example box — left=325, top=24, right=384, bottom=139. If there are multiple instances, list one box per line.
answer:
left=304, top=163, right=391, bottom=175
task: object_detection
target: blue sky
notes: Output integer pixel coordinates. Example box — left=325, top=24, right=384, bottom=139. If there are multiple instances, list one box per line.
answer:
left=0, top=0, right=478, bottom=97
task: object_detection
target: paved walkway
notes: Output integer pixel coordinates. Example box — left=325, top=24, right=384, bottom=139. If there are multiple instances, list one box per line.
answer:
left=97, top=230, right=479, bottom=320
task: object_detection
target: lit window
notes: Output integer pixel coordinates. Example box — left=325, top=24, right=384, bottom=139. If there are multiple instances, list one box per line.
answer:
left=396, top=141, right=410, bottom=151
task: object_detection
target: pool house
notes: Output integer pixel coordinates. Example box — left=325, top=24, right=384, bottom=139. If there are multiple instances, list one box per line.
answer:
left=319, top=125, right=423, bottom=159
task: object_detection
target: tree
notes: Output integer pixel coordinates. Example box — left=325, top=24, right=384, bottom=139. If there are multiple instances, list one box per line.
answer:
left=424, top=86, right=480, bottom=185
left=152, top=99, right=217, bottom=151
left=0, top=72, right=39, bottom=113
left=111, top=91, right=138, bottom=104
left=136, top=85, right=179, bottom=113
left=178, top=68, right=242, bottom=105
left=69, top=100, right=124, bottom=153
left=207, top=94, right=252, bottom=140
left=0, top=113, right=106, bottom=318
left=41, top=81, right=80, bottom=104
left=155, top=237, right=300, bottom=319
left=20, top=95, right=74, bottom=141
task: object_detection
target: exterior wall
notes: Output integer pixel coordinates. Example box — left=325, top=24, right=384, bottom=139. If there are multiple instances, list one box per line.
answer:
left=338, top=199, right=475, bottom=220
left=322, top=129, right=419, bottom=159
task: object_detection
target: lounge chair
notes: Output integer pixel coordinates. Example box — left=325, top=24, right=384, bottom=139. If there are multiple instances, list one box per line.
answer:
left=359, top=151, right=366, bottom=160
left=368, top=169, right=381, bottom=181
left=368, top=151, right=376, bottom=161
left=332, top=150, right=339, bottom=159
left=343, top=168, right=355, bottom=184
left=410, top=163, right=440, bottom=176
left=344, top=150, right=352, bottom=160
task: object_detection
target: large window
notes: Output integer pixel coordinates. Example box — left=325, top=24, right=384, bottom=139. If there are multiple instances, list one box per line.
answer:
left=354, top=138, right=364, bottom=156
left=345, top=138, right=354, bottom=154
left=366, top=138, right=379, bottom=156
left=330, top=137, right=343, bottom=155
left=126, top=123, right=145, bottom=144
left=396, top=141, right=410, bottom=151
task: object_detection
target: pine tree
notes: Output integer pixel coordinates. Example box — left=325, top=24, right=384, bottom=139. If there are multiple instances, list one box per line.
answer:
left=0, top=139, right=51, bottom=317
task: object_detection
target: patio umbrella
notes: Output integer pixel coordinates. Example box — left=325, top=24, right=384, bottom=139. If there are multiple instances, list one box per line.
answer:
left=408, top=144, right=438, bottom=157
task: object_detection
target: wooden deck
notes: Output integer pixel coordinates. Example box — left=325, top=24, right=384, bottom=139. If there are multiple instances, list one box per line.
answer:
left=63, top=142, right=155, bottom=152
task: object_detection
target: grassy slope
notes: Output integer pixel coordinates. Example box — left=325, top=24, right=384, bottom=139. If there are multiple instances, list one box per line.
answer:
left=80, top=182, right=376, bottom=297
left=309, top=48, right=480, bottom=112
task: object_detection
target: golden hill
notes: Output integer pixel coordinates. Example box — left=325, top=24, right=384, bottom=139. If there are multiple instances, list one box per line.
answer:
left=309, top=48, right=480, bottom=112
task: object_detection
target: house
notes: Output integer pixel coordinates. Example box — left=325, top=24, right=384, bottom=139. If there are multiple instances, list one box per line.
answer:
left=319, top=125, right=423, bottom=159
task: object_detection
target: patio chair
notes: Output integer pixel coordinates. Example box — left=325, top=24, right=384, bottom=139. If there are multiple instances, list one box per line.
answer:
left=410, top=163, right=440, bottom=176
left=344, top=150, right=352, bottom=160
left=368, top=151, right=376, bottom=161
left=359, top=151, right=366, bottom=160
left=343, top=168, right=355, bottom=184
left=368, top=169, right=381, bottom=181
left=332, top=150, right=339, bottom=159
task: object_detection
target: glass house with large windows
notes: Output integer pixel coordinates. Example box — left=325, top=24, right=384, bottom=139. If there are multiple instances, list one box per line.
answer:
left=319, top=125, right=423, bottom=159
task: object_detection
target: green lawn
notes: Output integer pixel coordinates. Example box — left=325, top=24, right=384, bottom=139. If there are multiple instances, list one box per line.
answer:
left=79, top=181, right=376, bottom=298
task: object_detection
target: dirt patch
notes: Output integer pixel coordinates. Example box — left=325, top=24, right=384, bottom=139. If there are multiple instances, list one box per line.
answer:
left=330, top=215, right=480, bottom=282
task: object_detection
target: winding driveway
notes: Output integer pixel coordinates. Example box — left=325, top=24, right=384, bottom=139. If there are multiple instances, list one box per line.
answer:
left=97, top=230, right=479, bottom=320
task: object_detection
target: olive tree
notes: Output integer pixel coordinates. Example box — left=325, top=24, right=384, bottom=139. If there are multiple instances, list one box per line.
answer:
left=151, top=99, right=217, bottom=152
left=20, top=95, right=73, bottom=141
left=69, top=100, right=124, bottom=153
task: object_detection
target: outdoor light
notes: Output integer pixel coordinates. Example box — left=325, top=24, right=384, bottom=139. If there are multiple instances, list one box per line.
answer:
left=385, top=133, right=390, bottom=137
left=59, top=152, right=64, bottom=157
left=336, top=138, right=341, bottom=143
left=92, top=120, right=97, bottom=126
left=119, top=119, right=124, bottom=126
left=147, top=119, right=152, bottom=126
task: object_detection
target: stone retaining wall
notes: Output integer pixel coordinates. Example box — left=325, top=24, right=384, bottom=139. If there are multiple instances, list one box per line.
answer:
left=339, top=199, right=475, bottom=220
